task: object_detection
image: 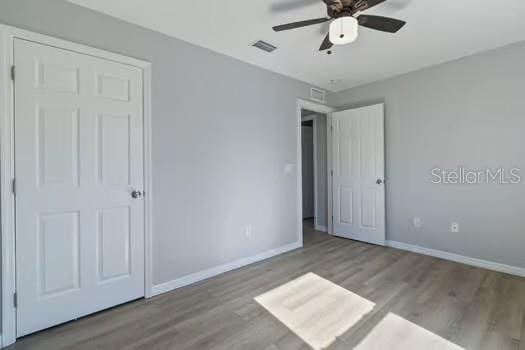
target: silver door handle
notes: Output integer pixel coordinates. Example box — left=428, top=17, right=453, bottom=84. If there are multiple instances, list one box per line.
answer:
left=131, top=190, right=142, bottom=199
left=376, top=179, right=384, bottom=185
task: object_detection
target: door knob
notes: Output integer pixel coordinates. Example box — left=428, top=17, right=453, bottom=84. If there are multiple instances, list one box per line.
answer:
left=376, top=179, right=384, bottom=185
left=131, top=190, right=142, bottom=199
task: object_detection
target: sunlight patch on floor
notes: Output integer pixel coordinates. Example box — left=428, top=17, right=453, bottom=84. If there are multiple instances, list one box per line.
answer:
left=255, top=272, right=375, bottom=350
left=355, top=313, right=464, bottom=350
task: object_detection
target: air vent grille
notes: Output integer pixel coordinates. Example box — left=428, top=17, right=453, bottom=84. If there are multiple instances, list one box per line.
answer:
left=252, top=40, right=277, bottom=53
left=310, top=88, right=326, bottom=103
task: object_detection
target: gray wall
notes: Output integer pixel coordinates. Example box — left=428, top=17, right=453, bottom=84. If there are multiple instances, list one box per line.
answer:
left=329, top=41, right=525, bottom=269
left=0, top=0, right=313, bottom=288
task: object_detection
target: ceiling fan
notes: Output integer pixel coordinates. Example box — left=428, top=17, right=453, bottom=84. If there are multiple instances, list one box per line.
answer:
left=272, top=0, right=406, bottom=54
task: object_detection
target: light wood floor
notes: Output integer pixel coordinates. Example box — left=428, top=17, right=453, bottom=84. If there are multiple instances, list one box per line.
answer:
left=8, top=221, right=525, bottom=350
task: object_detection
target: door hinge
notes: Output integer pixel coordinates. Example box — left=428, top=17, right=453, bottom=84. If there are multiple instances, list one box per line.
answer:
left=13, top=292, right=17, bottom=308
left=10, top=65, right=15, bottom=81
left=12, top=178, right=16, bottom=195
left=331, top=170, right=333, bottom=177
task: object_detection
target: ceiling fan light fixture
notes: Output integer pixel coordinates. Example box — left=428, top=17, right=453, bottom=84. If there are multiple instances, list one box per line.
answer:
left=329, top=16, right=358, bottom=45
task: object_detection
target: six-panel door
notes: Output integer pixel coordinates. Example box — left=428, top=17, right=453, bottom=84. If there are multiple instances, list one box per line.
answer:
left=332, top=104, right=386, bottom=246
left=14, top=39, right=145, bottom=336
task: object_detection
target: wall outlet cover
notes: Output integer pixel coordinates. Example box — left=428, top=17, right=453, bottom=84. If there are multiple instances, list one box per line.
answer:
left=451, top=222, right=459, bottom=233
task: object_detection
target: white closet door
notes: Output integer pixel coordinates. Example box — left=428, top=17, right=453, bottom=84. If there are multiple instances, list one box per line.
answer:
left=332, top=104, right=385, bottom=246
left=14, top=38, right=145, bottom=336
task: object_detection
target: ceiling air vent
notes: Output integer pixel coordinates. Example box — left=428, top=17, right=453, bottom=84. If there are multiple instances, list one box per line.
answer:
left=252, top=40, right=277, bottom=53
left=310, top=88, right=326, bottom=103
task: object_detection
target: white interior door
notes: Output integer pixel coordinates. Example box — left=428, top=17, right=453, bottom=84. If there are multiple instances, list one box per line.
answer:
left=332, top=104, right=385, bottom=245
left=14, top=38, right=145, bottom=336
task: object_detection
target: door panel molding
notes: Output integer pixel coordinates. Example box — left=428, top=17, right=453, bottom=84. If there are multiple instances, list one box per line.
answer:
left=0, top=23, right=153, bottom=347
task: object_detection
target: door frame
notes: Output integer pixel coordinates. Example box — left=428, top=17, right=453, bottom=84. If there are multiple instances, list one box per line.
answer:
left=0, top=24, right=154, bottom=347
left=296, top=99, right=334, bottom=245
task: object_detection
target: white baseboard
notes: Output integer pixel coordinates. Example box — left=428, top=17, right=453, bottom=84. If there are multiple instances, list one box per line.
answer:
left=151, top=241, right=302, bottom=296
left=386, top=240, right=525, bottom=278
left=315, top=225, right=328, bottom=232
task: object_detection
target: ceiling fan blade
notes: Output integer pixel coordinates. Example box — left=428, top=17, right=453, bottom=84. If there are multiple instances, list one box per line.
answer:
left=319, top=33, right=333, bottom=51
left=357, top=15, right=406, bottom=33
left=353, top=0, right=387, bottom=12
left=273, top=18, right=330, bottom=32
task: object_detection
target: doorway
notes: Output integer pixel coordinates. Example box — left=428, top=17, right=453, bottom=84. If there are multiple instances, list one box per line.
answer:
left=296, top=100, right=386, bottom=248
left=301, top=108, right=329, bottom=242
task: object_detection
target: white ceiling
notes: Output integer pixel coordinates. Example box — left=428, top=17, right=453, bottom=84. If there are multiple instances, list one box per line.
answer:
left=68, top=0, right=525, bottom=92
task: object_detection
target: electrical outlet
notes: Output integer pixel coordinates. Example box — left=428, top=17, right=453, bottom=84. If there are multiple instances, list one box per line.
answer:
left=245, top=225, right=253, bottom=237
left=413, top=217, right=421, bottom=228
left=451, top=222, right=459, bottom=233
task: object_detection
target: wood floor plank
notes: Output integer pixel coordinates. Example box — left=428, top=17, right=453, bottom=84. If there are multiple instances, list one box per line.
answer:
left=7, top=221, right=525, bottom=350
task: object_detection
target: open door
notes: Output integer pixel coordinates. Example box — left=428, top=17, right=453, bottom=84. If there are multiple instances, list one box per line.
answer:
left=331, top=104, right=385, bottom=245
